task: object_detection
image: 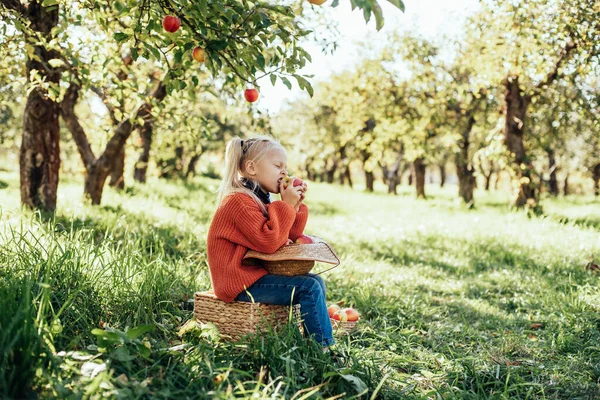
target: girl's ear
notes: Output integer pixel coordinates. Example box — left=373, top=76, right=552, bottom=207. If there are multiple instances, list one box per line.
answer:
left=245, top=159, right=257, bottom=177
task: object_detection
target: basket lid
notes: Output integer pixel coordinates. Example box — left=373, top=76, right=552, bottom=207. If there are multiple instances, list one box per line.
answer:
left=242, top=235, right=340, bottom=266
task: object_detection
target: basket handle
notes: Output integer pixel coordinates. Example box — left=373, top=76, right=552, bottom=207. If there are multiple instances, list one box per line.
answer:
left=314, top=242, right=341, bottom=275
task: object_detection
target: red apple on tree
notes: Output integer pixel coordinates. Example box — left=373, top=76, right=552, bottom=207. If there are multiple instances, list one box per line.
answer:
left=244, top=88, right=259, bottom=103
left=192, top=47, right=206, bottom=62
left=162, top=15, right=181, bottom=33
left=307, top=0, right=327, bottom=5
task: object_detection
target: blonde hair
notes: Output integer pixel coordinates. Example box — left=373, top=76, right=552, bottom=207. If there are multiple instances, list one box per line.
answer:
left=216, top=135, right=285, bottom=216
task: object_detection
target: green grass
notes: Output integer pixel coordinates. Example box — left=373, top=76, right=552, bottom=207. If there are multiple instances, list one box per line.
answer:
left=1, top=167, right=600, bottom=399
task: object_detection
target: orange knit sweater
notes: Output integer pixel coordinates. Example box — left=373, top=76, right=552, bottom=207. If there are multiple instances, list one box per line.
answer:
left=206, top=193, right=309, bottom=303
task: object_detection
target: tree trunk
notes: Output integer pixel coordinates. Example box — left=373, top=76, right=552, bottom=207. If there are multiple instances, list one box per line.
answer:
left=484, top=173, right=492, bottom=191
left=563, top=174, right=569, bottom=196
left=185, top=152, right=202, bottom=179
left=593, top=163, right=600, bottom=196
left=134, top=123, right=153, bottom=183
left=456, top=114, right=477, bottom=205
left=412, top=157, right=426, bottom=198
left=326, top=159, right=336, bottom=184
left=19, top=2, right=61, bottom=212
left=344, top=164, right=353, bottom=188
left=84, top=163, right=110, bottom=205
left=108, top=145, right=125, bottom=189
left=60, top=81, right=167, bottom=205
left=439, top=163, right=446, bottom=188
left=504, top=76, right=535, bottom=207
left=365, top=170, right=374, bottom=192
left=547, top=148, right=559, bottom=196
left=408, top=169, right=413, bottom=186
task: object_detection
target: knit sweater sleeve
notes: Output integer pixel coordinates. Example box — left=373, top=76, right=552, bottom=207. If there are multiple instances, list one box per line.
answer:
left=289, top=203, right=309, bottom=241
left=233, top=198, right=297, bottom=254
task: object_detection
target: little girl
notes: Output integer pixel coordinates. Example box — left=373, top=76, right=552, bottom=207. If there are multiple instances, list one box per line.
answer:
left=206, top=135, right=335, bottom=351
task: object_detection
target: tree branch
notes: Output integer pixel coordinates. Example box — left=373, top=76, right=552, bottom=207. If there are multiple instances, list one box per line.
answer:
left=534, top=40, right=577, bottom=93
left=0, top=0, right=27, bottom=16
left=60, top=83, right=97, bottom=167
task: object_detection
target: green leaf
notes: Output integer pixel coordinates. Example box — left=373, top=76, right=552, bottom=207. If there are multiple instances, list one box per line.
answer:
left=125, top=324, right=155, bottom=340
left=270, top=74, right=277, bottom=86
left=373, top=3, right=384, bottom=31
left=206, top=40, right=228, bottom=51
left=281, top=76, right=292, bottom=90
left=341, top=374, right=368, bottom=394
left=110, top=347, right=136, bottom=362
left=386, top=0, right=405, bottom=11
left=113, top=32, right=130, bottom=43
left=294, top=75, right=313, bottom=97
left=257, top=53, right=265, bottom=70
left=48, top=59, right=65, bottom=68
left=41, top=0, right=58, bottom=6
left=131, top=48, right=139, bottom=61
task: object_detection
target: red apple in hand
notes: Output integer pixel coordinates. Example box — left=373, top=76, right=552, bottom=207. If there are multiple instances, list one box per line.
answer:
left=282, top=176, right=304, bottom=190
left=163, top=16, right=181, bottom=33
left=192, top=47, right=206, bottom=62
left=295, top=234, right=314, bottom=244
left=244, top=88, right=259, bottom=103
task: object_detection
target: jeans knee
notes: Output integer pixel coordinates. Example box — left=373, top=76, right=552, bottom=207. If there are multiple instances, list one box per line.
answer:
left=298, top=276, right=323, bottom=296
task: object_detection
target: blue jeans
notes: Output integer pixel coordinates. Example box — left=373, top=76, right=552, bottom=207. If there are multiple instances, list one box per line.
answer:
left=234, top=273, right=335, bottom=347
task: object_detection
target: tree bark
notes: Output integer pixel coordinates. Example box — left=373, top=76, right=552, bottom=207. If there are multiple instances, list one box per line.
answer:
left=547, top=148, right=559, bottom=196
left=133, top=123, right=153, bottom=183
left=439, top=163, right=446, bottom=188
left=17, top=1, right=61, bottom=212
left=456, top=114, right=477, bottom=205
left=412, top=157, right=426, bottom=198
left=503, top=76, right=535, bottom=207
left=108, top=145, right=125, bottom=189
left=563, top=174, right=569, bottom=196
left=502, top=41, right=576, bottom=207
left=326, top=158, right=337, bottom=184
left=365, top=171, right=374, bottom=192
left=344, top=164, right=353, bottom=188
left=185, top=150, right=203, bottom=179
left=593, top=163, right=600, bottom=196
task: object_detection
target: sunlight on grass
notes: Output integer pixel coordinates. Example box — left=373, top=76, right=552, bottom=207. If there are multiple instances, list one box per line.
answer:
left=1, top=172, right=599, bottom=398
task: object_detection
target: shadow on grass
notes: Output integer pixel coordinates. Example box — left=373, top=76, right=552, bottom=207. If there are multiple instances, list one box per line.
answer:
left=36, top=209, right=205, bottom=261
left=0, top=180, right=8, bottom=190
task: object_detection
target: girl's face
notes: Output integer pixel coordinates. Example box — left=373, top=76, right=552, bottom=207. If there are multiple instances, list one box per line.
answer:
left=249, top=146, right=288, bottom=194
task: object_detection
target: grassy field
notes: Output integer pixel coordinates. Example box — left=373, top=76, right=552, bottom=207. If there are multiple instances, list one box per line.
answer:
left=1, top=167, right=600, bottom=399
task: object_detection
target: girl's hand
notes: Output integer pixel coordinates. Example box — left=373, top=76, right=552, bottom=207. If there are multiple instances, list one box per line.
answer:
left=295, top=183, right=307, bottom=211
left=280, top=179, right=302, bottom=209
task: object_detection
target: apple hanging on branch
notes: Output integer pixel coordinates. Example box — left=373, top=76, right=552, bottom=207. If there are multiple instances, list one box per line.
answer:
left=162, top=15, right=181, bottom=33
left=192, top=47, right=206, bottom=62
left=244, top=88, right=259, bottom=103
left=307, top=0, right=328, bottom=5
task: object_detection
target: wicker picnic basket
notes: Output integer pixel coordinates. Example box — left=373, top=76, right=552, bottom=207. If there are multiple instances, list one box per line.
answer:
left=242, top=235, right=341, bottom=276
left=193, top=291, right=303, bottom=341
left=330, top=319, right=358, bottom=335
